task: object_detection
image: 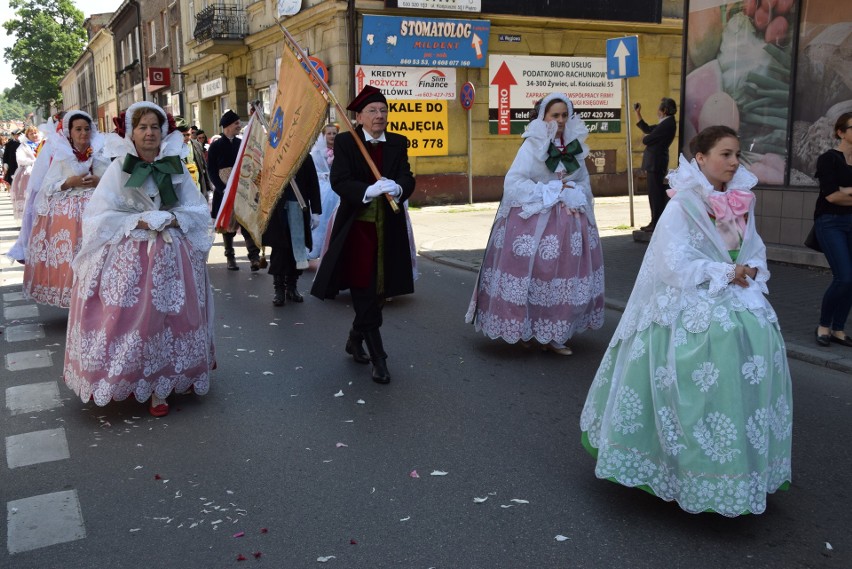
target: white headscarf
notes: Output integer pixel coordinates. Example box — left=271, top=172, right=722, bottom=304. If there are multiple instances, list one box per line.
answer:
left=522, top=93, right=590, bottom=162
left=102, top=101, right=188, bottom=161
left=51, top=110, right=104, bottom=162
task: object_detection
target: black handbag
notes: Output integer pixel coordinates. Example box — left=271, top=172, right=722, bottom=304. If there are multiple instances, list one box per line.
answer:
left=804, top=224, right=822, bottom=252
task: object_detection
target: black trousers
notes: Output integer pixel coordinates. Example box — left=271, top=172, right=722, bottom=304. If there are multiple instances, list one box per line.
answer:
left=222, top=225, right=260, bottom=260
left=212, top=188, right=260, bottom=260
left=350, top=281, right=384, bottom=334
left=646, top=169, right=670, bottom=226
left=268, top=246, right=299, bottom=279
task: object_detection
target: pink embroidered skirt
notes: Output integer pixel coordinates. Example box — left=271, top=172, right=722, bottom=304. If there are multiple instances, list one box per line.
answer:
left=466, top=205, right=605, bottom=344
left=23, top=189, right=93, bottom=308
left=63, top=229, right=215, bottom=406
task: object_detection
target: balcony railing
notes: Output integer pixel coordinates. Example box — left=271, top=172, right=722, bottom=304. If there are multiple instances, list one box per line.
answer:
left=194, top=4, right=247, bottom=43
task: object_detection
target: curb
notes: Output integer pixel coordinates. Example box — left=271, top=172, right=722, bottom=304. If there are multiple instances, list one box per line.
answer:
left=418, top=248, right=852, bottom=375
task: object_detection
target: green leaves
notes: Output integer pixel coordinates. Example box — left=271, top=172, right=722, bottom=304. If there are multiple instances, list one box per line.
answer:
left=3, top=0, right=86, bottom=112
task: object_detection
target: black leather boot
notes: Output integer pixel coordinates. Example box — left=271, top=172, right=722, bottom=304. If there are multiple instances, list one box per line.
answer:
left=363, top=329, right=391, bottom=384
left=272, top=275, right=286, bottom=306
left=345, top=329, right=370, bottom=364
left=285, top=274, right=303, bottom=302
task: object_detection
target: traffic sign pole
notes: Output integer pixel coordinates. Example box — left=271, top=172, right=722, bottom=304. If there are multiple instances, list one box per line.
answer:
left=606, top=36, right=639, bottom=228
left=468, top=110, right=473, bottom=204
left=624, top=78, right=635, bottom=228
left=460, top=81, right=476, bottom=204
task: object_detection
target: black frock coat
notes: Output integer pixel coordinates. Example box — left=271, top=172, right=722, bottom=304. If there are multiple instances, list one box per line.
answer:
left=310, top=126, right=415, bottom=300
left=262, top=157, right=321, bottom=250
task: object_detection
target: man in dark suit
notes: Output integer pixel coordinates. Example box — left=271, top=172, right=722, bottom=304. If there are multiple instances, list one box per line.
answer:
left=2, top=129, right=21, bottom=185
left=311, top=85, right=415, bottom=384
left=635, top=98, right=677, bottom=232
left=208, top=109, right=262, bottom=270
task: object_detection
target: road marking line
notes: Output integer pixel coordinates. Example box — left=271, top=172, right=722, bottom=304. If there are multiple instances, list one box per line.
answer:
left=3, top=304, right=39, bottom=320
left=7, top=490, right=86, bottom=554
left=2, top=292, right=26, bottom=302
left=4, top=349, right=53, bottom=371
left=3, top=323, right=45, bottom=342
left=6, top=428, right=70, bottom=469
left=6, top=382, right=62, bottom=415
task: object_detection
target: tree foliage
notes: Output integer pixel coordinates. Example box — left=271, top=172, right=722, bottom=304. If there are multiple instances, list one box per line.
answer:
left=3, top=0, right=87, bottom=114
left=0, top=89, right=36, bottom=122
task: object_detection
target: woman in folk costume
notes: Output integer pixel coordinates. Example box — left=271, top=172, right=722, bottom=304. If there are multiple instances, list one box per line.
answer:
left=63, top=102, right=215, bottom=417
left=6, top=114, right=63, bottom=264
left=308, top=124, right=340, bottom=262
left=465, top=92, right=604, bottom=355
left=10, top=126, right=40, bottom=220
left=23, top=111, right=109, bottom=307
left=580, top=126, right=792, bottom=516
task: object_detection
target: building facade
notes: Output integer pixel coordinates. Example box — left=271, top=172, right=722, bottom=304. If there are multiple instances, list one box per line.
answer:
left=59, top=0, right=850, bottom=266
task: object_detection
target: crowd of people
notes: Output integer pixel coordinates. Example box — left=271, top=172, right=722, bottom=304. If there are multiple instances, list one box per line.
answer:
left=7, top=86, right=852, bottom=519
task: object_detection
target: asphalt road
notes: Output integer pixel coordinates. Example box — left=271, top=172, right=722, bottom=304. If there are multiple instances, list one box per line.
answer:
left=2, top=256, right=851, bottom=569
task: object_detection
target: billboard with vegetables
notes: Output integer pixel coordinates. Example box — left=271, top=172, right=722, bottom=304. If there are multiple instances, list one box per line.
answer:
left=789, top=0, right=852, bottom=186
left=684, top=0, right=797, bottom=185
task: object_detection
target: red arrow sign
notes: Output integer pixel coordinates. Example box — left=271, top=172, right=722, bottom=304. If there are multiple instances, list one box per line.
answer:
left=355, top=67, right=366, bottom=93
left=490, top=61, right=517, bottom=135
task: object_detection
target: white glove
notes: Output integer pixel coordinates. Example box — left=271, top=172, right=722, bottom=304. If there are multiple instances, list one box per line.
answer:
left=380, top=178, right=402, bottom=197
left=559, top=183, right=588, bottom=212
left=542, top=180, right=563, bottom=209
left=310, top=213, right=320, bottom=230
left=363, top=181, right=385, bottom=201
left=139, top=210, right=174, bottom=232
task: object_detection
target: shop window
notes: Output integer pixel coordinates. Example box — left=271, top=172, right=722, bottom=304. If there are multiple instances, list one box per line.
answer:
left=790, top=0, right=852, bottom=186
left=683, top=0, right=798, bottom=186
left=256, top=87, right=271, bottom=117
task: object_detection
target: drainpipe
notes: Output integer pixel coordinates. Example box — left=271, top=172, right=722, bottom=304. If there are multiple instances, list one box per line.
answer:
left=347, top=0, right=356, bottom=104
left=130, top=0, right=147, bottom=100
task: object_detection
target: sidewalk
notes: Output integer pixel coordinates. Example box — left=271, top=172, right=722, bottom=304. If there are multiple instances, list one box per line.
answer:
left=408, top=198, right=852, bottom=374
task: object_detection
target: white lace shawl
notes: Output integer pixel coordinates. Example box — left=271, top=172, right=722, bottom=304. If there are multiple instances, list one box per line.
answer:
left=72, top=131, right=213, bottom=280
left=16, top=140, right=37, bottom=169
left=310, top=134, right=332, bottom=181
left=35, top=152, right=111, bottom=215
left=28, top=117, right=61, bottom=198
left=498, top=95, right=595, bottom=226
left=611, top=155, right=776, bottom=345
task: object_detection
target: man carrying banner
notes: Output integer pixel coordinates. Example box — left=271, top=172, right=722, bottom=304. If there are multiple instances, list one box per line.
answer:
left=311, top=85, right=415, bottom=385
left=208, top=109, right=263, bottom=271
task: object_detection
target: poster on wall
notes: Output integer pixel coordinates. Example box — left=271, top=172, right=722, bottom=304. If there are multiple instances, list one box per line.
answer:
left=789, top=0, right=852, bottom=186
left=487, top=55, right=621, bottom=135
left=386, top=100, right=449, bottom=157
left=684, top=0, right=798, bottom=185
left=360, top=15, right=490, bottom=68
left=354, top=65, right=457, bottom=99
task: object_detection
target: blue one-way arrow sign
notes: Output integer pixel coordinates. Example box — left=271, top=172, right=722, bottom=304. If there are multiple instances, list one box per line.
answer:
left=606, top=36, right=639, bottom=79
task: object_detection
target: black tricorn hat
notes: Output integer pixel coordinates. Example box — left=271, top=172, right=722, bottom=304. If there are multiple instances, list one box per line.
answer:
left=346, top=85, right=387, bottom=113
